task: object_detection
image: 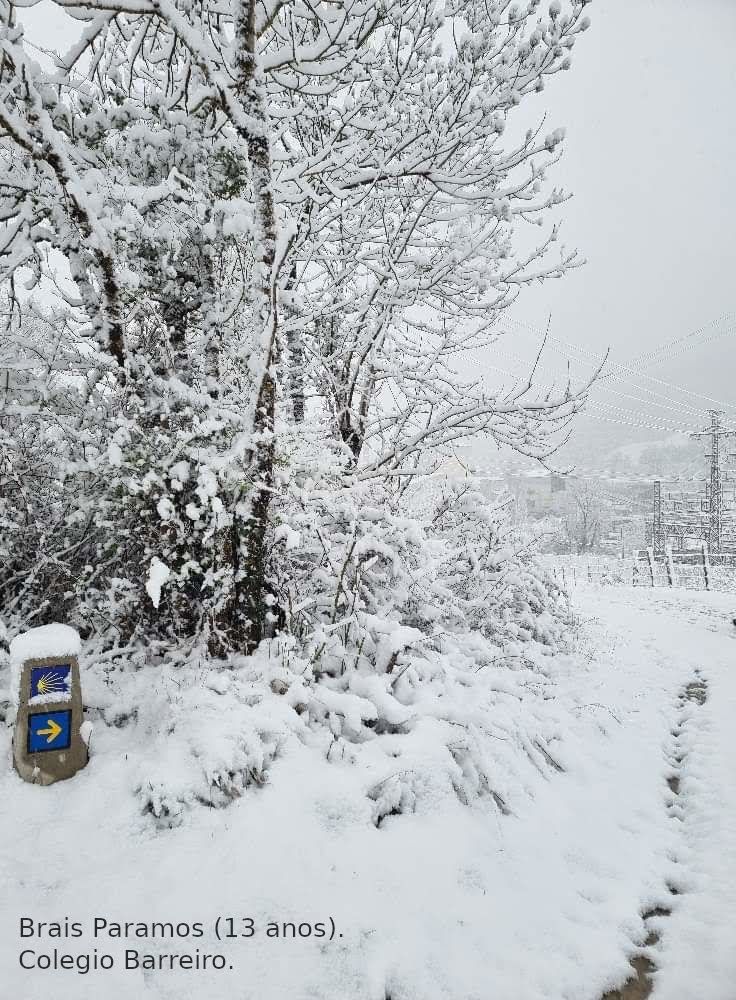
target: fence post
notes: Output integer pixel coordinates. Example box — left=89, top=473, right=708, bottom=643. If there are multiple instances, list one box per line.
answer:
left=701, top=541, right=710, bottom=591
left=646, top=546, right=656, bottom=587
left=665, top=544, right=674, bottom=587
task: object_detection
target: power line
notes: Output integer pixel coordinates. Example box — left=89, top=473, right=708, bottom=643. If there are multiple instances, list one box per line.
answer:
left=587, top=399, right=693, bottom=430
left=586, top=413, right=689, bottom=433
left=483, top=356, right=706, bottom=431
left=592, top=384, right=706, bottom=421
left=503, top=316, right=736, bottom=416
left=637, top=325, right=736, bottom=370
left=491, top=338, right=712, bottom=420
left=624, top=311, right=736, bottom=370
left=482, top=344, right=736, bottom=441
left=584, top=408, right=692, bottom=435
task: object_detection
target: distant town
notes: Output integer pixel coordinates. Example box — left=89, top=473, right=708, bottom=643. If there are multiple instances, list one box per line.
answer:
left=448, top=409, right=736, bottom=560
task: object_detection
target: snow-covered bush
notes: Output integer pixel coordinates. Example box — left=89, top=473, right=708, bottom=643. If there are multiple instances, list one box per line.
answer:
left=423, top=483, right=570, bottom=648
left=272, top=476, right=570, bottom=662
left=189, top=473, right=571, bottom=827
left=0, top=332, right=246, bottom=652
left=83, top=387, right=247, bottom=652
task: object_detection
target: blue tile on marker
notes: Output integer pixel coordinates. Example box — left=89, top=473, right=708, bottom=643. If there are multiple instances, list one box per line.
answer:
left=30, top=664, right=71, bottom=700
left=27, top=710, right=72, bottom=754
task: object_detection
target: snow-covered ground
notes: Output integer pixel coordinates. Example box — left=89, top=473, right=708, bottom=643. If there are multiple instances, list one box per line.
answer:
left=1, top=587, right=735, bottom=1000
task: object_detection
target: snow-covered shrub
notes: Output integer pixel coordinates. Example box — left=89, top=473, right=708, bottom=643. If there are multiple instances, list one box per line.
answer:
left=423, top=483, right=570, bottom=649
left=0, top=358, right=243, bottom=651
left=237, top=473, right=576, bottom=826
left=85, top=389, right=244, bottom=651
left=0, top=361, right=577, bottom=831
left=0, top=326, right=96, bottom=629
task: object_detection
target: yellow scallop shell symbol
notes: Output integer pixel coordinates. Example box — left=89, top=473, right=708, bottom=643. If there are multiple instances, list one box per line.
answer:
left=36, top=671, right=65, bottom=695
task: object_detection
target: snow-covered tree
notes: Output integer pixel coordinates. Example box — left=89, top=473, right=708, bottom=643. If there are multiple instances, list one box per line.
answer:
left=1, top=0, right=592, bottom=651
left=287, top=0, right=594, bottom=475
left=1, top=0, right=595, bottom=819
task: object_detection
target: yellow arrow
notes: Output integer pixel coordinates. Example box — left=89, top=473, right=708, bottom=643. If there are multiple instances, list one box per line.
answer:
left=37, top=719, right=63, bottom=744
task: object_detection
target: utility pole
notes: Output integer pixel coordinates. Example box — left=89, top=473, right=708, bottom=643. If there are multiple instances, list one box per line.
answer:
left=691, top=410, right=736, bottom=553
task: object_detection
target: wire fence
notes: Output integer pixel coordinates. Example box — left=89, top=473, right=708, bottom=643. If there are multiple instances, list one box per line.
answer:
left=540, top=551, right=736, bottom=593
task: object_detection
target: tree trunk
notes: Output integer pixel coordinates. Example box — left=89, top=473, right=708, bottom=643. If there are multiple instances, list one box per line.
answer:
left=284, top=264, right=305, bottom=423
left=231, top=0, right=279, bottom=653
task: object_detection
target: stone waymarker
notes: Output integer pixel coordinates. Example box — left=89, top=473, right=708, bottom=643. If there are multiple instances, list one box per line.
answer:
left=10, top=624, right=88, bottom=785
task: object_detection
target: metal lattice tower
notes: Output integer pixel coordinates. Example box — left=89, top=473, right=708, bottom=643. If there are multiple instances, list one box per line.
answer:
left=653, top=480, right=662, bottom=553
left=691, top=410, right=736, bottom=552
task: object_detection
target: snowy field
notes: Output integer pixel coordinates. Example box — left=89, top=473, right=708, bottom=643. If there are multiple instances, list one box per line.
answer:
left=1, top=587, right=735, bottom=1000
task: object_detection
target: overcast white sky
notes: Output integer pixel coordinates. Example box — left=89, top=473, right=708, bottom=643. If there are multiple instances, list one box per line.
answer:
left=504, top=0, right=736, bottom=420
left=21, top=0, right=736, bottom=447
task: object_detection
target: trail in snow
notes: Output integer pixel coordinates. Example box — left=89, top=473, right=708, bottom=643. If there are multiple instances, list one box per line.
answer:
left=599, top=669, right=709, bottom=1000
left=577, top=587, right=736, bottom=1000
left=0, top=587, right=734, bottom=1000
